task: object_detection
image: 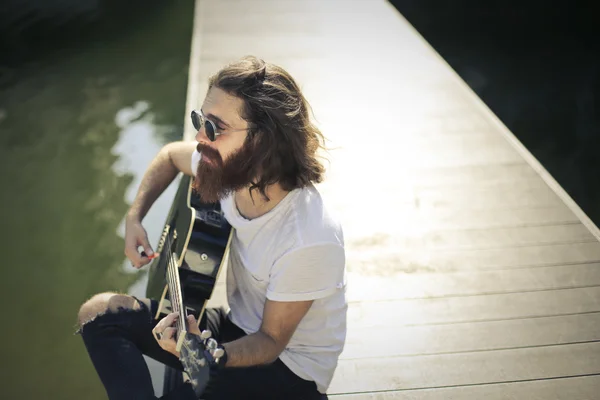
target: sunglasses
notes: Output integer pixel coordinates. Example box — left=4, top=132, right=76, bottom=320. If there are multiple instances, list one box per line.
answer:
left=191, top=109, right=248, bottom=142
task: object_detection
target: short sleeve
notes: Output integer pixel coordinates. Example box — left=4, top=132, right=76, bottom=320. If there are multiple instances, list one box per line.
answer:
left=267, top=243, right=345, bottom=302
left=191, top=149, right=202, bottom=172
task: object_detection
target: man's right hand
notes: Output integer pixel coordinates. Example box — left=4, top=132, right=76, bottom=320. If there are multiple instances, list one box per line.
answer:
left=124, top=216, right=155, bottom=269
left=122, top=141, right=196, bottom=269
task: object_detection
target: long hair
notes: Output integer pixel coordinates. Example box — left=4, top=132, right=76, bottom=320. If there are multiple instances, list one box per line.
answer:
left=208, top=56, right=327, bottom=200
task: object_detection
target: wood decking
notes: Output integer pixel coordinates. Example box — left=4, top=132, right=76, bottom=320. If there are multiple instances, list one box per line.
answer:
left=183, top=0, right=600, bottom=398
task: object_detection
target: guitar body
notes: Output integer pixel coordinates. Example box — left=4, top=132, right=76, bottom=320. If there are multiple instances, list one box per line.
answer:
left=145, top=174, right=233, bottom=322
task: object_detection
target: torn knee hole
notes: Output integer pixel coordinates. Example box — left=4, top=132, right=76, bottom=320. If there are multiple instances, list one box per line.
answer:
left=75, top=305, right=139, bottom=335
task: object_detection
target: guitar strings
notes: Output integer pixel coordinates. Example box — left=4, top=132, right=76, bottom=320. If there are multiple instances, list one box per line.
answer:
left=164, top=233, right=184, bottom=338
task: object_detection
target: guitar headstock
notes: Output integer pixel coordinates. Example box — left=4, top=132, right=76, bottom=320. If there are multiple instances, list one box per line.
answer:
left=179, top=329, right=225, bottom=397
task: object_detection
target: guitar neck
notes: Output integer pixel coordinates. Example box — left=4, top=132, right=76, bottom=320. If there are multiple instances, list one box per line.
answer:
left=165, top=252, right=188, bottom=352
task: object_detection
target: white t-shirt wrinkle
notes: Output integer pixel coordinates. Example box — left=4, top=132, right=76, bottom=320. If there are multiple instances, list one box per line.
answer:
left=191, top=150, right=347, bottom=394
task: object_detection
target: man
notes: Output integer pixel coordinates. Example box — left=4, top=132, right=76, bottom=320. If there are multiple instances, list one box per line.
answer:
left=77, top=56, right=347, bottom=400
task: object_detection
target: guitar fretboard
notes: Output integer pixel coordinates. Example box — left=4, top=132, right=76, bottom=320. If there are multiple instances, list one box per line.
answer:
left=165, top=250, right=187, bottom=351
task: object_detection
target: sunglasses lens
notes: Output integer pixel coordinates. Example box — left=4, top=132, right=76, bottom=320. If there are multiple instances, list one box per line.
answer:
left=191, top=111, right=201, bottom=131
left=205, top=120, right=216, bottom=141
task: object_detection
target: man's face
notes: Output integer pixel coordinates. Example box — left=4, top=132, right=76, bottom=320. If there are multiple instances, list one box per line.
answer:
left=193, top=87, right=255, bottom=203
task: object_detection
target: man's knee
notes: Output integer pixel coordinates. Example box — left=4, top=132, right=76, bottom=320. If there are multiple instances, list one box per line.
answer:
left=77, top=292, right=142, bottom=325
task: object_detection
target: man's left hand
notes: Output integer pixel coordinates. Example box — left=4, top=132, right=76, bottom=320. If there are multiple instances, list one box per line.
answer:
left=152, top=313, right=202, bottom=357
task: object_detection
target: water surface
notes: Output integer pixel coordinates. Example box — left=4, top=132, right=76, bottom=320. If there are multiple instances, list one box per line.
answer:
left=0, top=1, right=193, bottom=398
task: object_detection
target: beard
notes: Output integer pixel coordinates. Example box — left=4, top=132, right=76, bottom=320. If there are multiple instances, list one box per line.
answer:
left=192, top=141, right=256, bottom=203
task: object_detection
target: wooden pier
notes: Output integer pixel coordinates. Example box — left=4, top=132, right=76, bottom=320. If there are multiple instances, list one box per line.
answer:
left=182, top=0, right=600, bottom=398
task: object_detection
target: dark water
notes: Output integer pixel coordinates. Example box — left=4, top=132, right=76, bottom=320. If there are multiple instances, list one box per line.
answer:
left=0, top=1, right=194, bottom=398
left=390, top=0, right=600, bottom=228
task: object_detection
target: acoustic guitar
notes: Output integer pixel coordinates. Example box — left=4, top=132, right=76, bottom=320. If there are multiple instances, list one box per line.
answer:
left=145, top=173, right=233, bottom=352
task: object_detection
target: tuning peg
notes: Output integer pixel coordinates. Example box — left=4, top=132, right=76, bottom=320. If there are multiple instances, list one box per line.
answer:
left=212, top=348, right=225, bottom=359
left=206, top=338, right=218, bottom=350
left=200, top=330, right=212, bottom=340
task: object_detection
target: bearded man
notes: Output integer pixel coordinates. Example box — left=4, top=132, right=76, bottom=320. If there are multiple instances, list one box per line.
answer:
left=76, top=56, right=347, bottom=400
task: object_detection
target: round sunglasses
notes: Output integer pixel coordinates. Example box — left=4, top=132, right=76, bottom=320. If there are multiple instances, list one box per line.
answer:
left=191, top=109, right=248, bottom=141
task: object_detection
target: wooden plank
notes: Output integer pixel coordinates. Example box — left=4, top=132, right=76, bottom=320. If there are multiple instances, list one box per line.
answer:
left=324, top=205, right=582, bottom=245
left=411, top=98, right=496, bottom=131
left=416, top=178, right=550, bottom=194
left=423, top=206, right=579, bottom=230
left=378, top=144, right=524, bottom=168
left=200, top=14, right=325, bottom=36
left=416, top=111, right=493, bottom=134
left=409, top=147, right=523, bottom=168
left=414, top=130, right=518, bottom=151
left=342, top=313, right=600, bottom=360
left=328, top=342, right=600, bottom=394
left=426, top=224, right=594, bottom=250
left=417, top=118, right=495, bottom=137
left=355, top=178, right=552, bottom=209
left=347, top=242, right=600, bottom=275
left=321, top=186, right=577, bottom=240
left=431, top=242, right=600, bottom=271
left=331, top=192, right=579, bottom=244
left=348, top=224, right=594, bottom=252
left=347, top=287, right=600, bottom=328
left=198, top=34, right=329, bottom=60
left=205, top=0, right=340, bottom=15
left=411, top=163, right=537, bottom=187
left=417, top=184, right=564, bottom=210
left=328, top=375, right=600, bottom=399
left=345, top=263, right=600, bottom=302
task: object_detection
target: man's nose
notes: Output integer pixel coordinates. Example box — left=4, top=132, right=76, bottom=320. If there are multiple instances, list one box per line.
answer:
left=195, top=125, right=210, bottom=143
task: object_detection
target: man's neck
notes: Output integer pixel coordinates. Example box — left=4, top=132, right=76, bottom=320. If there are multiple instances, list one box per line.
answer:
left=233, top=183, right=290, bottom=220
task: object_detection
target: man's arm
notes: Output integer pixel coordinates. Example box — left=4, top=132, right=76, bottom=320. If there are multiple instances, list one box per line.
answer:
left=127, top=141, right=197, bottom=222
left=222, top=299, right=313, bottom=367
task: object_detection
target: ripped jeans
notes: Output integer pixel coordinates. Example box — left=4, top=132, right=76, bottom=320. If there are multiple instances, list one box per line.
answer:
left=77, top=296, right=324, bottom=400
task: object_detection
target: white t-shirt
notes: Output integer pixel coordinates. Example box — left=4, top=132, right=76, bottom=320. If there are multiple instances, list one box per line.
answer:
left=191, top=150, right=347, bottom=393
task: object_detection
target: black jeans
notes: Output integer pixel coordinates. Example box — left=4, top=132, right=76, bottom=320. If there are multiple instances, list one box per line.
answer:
left=78, top=297, right=324, bottom=400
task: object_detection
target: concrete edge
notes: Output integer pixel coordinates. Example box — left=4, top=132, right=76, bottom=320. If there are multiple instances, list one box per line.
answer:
left=183, top=0, right=205, bottom=142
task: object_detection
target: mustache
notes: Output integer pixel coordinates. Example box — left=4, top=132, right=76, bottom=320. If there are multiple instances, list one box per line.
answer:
left=196, top=143, right=223, bottom=164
